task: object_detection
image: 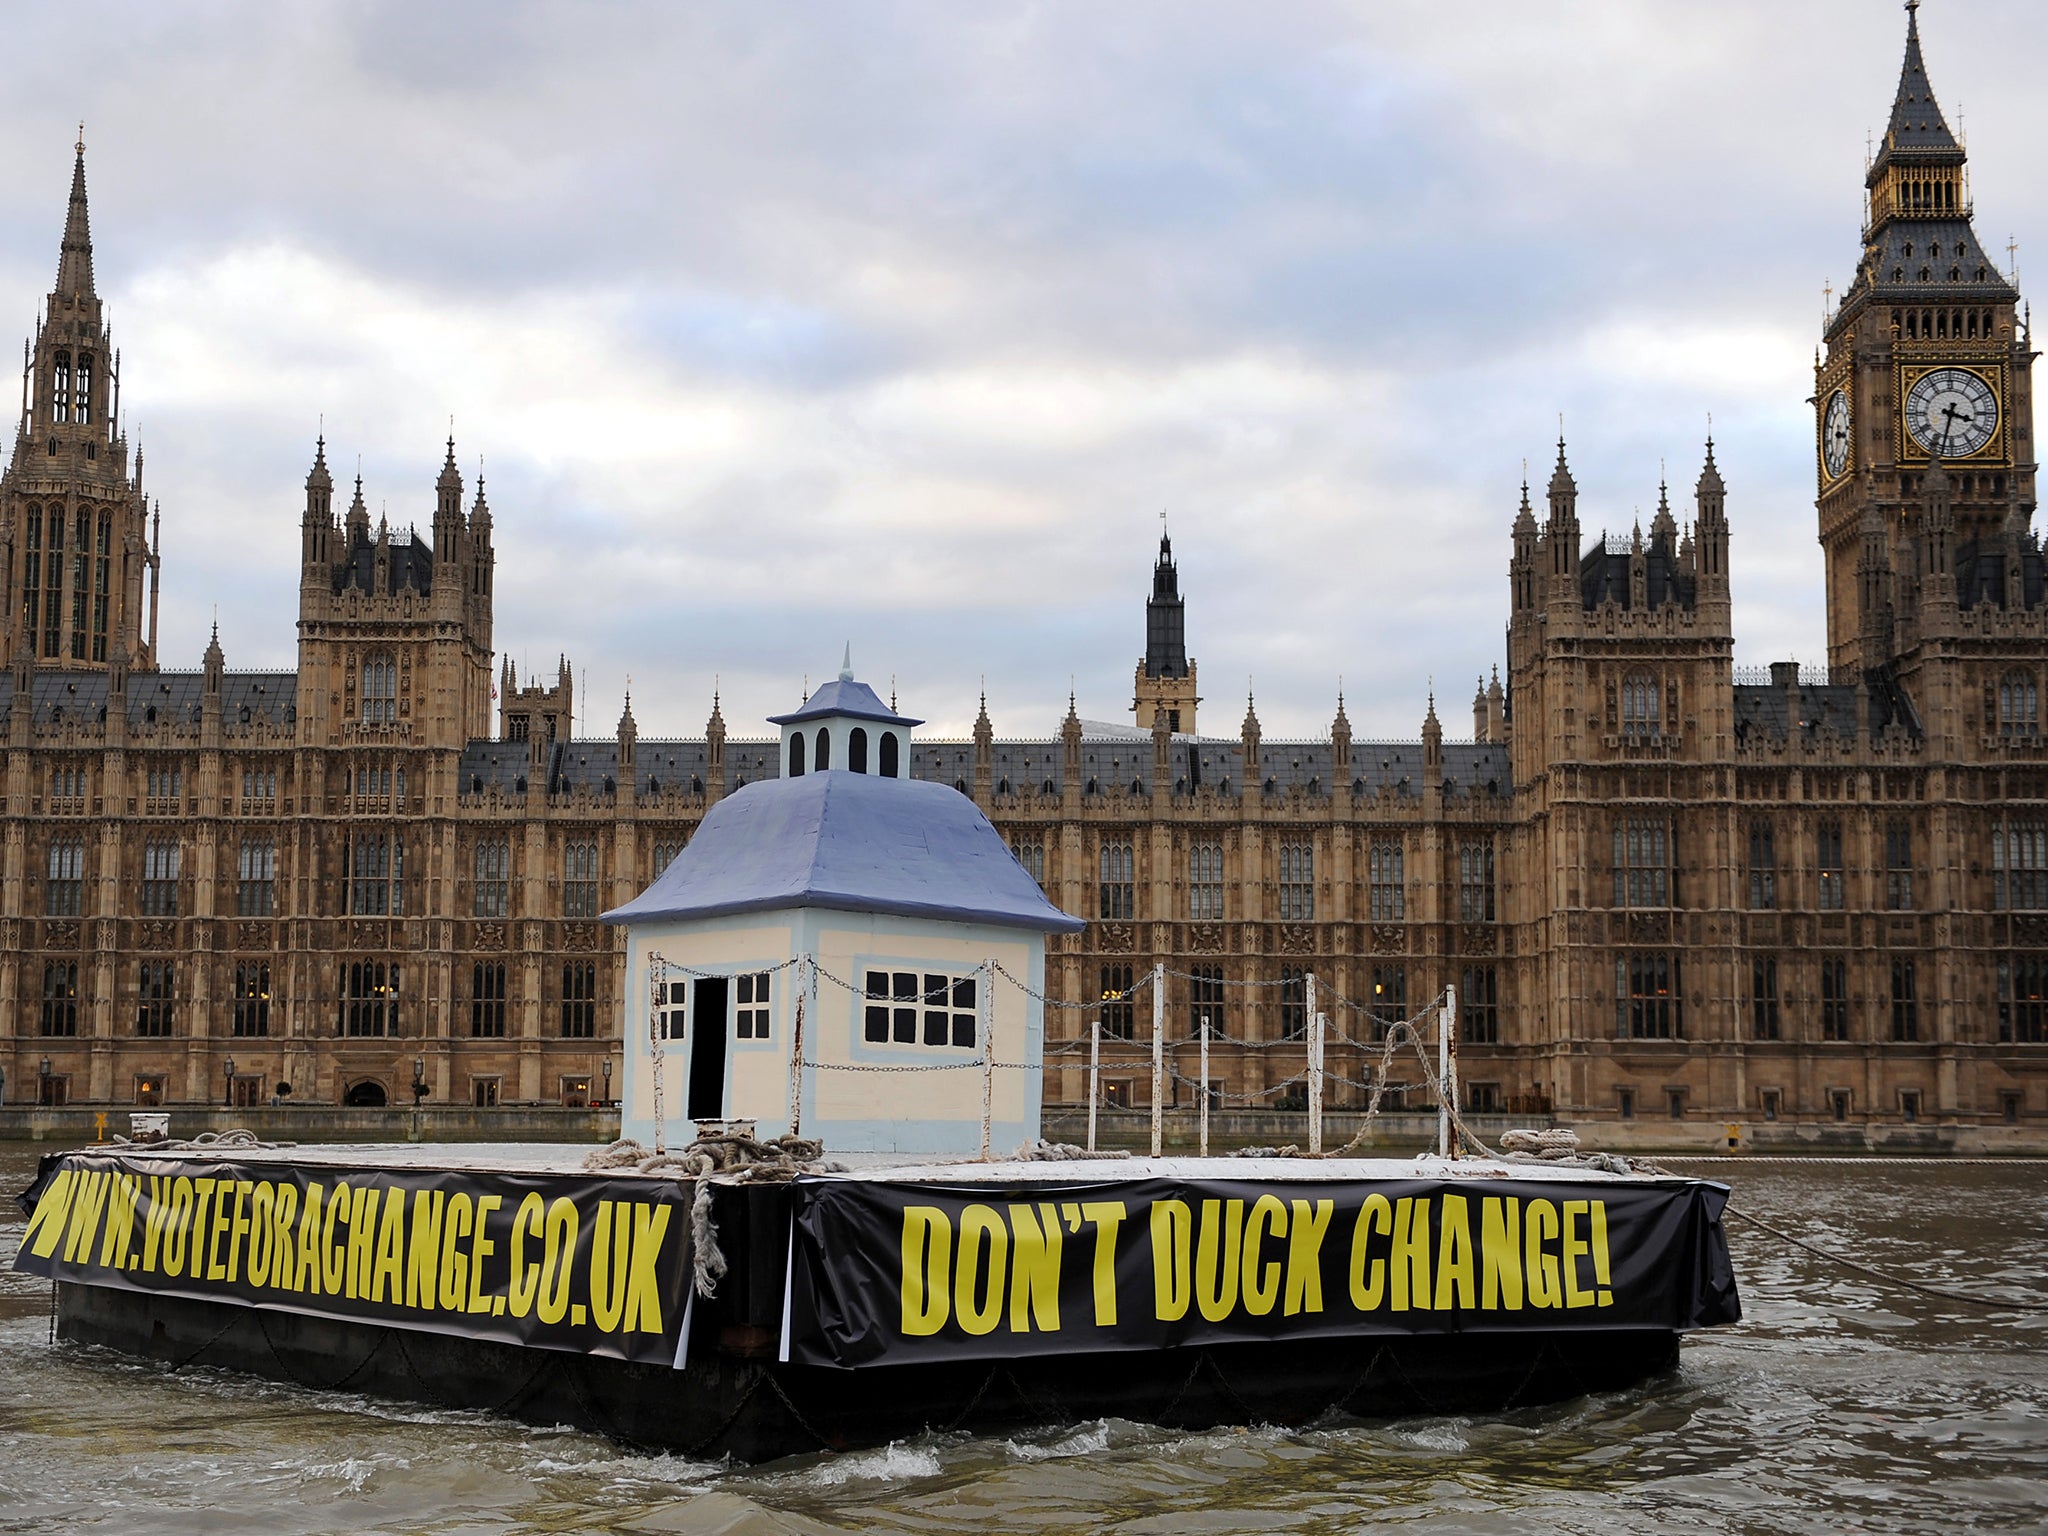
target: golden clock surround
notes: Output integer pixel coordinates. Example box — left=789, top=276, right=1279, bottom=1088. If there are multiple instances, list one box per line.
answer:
left=1895, top=359, right=2009, bottom=464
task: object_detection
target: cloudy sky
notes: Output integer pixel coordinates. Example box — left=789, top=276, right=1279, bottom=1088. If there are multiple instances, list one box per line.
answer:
left=1, top=0, right=2042, bottom=742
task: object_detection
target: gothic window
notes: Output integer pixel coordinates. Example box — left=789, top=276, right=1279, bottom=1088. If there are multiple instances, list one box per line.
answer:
left=2000, top=671, right=2038, bottom=736
left=346, top=832, right=404, bottom=916
left=814, top=727, right=831, bottom=771
left=341, top=961, right=399, bottom=1037
left=471, top=962, right=507, bottom=1038
left=849, top=727, right=869, bottom=773
left=1890, top=958, right=1918, bottom=1042
left=45, top=839, right=84, bottom=916
left=1278, top=965, right=1308, bottom=1039
left=22, top=506, right=39, bottom=643
left=1098, top=839, right=1135, bottom=920
left=140, top=840, right=181, bottom=917
left=232, top=962, right=271, bottom=1037
left=1612, top=817, right=1673, bottom=907
left=1188, top=840, right=1224, bottom=920
left=560, top=962, right=598, bottom=1037
left=1369, top=965, right=1407, bottom=1041
left=43, top=509, right=63, bottom=657
left=68, top=508, right=89, bottom=660
left=75, top=354, right=92, bottom=424
left=360, top=656, right=397, bottom=724
left=1186, top=964, right=1225, bottom=1037
left=652, top=840, right=684, bottom=880
left=1885, top=821, right=1914, bottom=911
left=1751, top=957, right=1780, bottom=1041
left=1458, top=839, right=1495, bottom=923
left=563, top=840, right=600, bottom=918
left=1617, top=952, right=1681, bottom=1039
left=92, top=512, right=110, bottom=662
left=1815, top=821, right=1845, bottom=912
left=52, top=351, right=69, bottom=423
left=474, top=838, right=510, bottom=918
left=788, top=733, right=805, bottom=777
left=1011, top=836, right=1046, bottom=887
left=1278, top=843, right=1314, bottom=922
left=237, top=839, right=276, bottom=917
left=1993, top=821, right=2048, bottom=910
left=136, top=961, right=175, bottom=1037
left=1998, top=958, right=2048, bottom=1044
left=1461, top=965, right=1499, bottom=1044
left=41, top=961, right=79, bottom=1036
left=1748, top=821, right=1776, bottom=910
left=1621, top=672, right=1660, bottom=737
left=1821, top=958, right=1851, bottom=1041
left=1368, top=838, right=1405, bottom=922
left=1100, top=964, right=1135, bottom=1041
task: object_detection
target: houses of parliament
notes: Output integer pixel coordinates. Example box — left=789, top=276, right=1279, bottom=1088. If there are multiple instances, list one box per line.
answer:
left=3, top=10, right=2044, bottom=1146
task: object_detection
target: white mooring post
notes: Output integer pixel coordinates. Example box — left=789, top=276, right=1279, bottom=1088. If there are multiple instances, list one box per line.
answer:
left=1310, top=1012, right=1326, bottom=1156
left=980, top=960, right=996, bottom=1161
left=1438, top=984, right=1459, bottom=1159
left=1198, top=1018, right=1211, bottom=1158
left=786, top=961, right=807, bottom=1139
left=1087, top=1016, right=1101, bottom=1153
left=1150, top=961, right=1165, bottom=1157
left=647, top=956, right=669, bottom=1156
left=1306, top=971, right=1322, bottom=1156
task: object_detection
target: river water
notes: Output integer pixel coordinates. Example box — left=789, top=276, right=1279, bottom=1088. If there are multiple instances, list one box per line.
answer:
left=1, top=1143, right=2043, bottom=1536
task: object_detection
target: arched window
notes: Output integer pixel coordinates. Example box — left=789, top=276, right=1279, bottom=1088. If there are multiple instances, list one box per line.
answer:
left=814, top=726, right=831, bottom=770
left=2001, top=671, right=2039, bottom=737
left=849, top=727, right=869, bottom=773
left=360, top=656, right=396, bottom=724
left=75, top=354, right=92, bottom=425
left=51, top=351, right=69, bottom=423
left=789, top=733, right=806, bottom=777
left=879, top=731, right=900, bottom=779
left=1621, top=671, right=1660, bottom=738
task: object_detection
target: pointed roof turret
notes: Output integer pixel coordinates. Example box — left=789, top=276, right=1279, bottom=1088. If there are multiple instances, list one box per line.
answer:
left=470, top=469, right=492, bottom=533
left=346, top=471, right=369, bottom=536
left=307, top=433, right=332, bottom=492
left=1547, top=437, right=1575, bottom=498
left=1513, top=473, right=1536, bottom=534
left=1882, top=2, right=1959, bottom=157
left=1696, top=434, right=1725, bottom=498
left=202, top=619, right=224, bottom=677
left=56, top=129, right=95, bottom=300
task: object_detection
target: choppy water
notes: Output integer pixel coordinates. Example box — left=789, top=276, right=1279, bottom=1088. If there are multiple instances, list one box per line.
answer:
left=2, top=1143, right=2044, bottom=1536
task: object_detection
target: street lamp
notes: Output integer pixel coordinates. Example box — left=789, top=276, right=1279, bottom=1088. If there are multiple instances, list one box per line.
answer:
left=412, top=1055, right=428, bottom=1103
left=39, top=1056, right=51, bottom=1107
left=601, top=1058, right=612, bottom=1106
left=223, top=1055, right=236, bottom=1107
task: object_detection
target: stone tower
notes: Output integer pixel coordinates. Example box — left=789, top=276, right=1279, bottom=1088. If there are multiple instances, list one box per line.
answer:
left=1131, top=529, right=1200, bottom=733
left=1816, top=1, right=2036, bottom=696
left=0, top=136, right=158, bottom=672
left=294, top=435, right=496, bottom=751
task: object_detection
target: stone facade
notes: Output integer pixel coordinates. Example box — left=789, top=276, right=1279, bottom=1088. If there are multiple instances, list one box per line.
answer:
left=2, top=13, right=2044, bottom=1141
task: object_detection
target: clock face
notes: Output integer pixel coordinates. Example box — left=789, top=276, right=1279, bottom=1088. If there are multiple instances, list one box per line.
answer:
left=1822, top=389, right=1851, bottom=479
left=1904, top=367, right=1999, bottom=458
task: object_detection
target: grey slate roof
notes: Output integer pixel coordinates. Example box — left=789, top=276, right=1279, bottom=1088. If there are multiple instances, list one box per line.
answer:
left=1579, top=535, right=1696, bottom=612
left=0, top=670, right=297, bottom=729
left=769, top=676, right=920, bottom=728
left=601, top=769, right=1085, bottom=932
left=1733, top=673, right=1921, bottom=744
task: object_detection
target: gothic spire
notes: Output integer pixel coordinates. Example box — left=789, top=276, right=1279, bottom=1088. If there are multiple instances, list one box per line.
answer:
left=1882, top=2, right=1960, bottom=158
left=56, top=128, right=95, bottom=300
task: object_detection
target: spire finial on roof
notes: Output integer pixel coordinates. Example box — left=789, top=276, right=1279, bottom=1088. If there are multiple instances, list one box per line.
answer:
left=840, top=643, right=854, bottom=682
left=56, top=129, right=95, bottom=298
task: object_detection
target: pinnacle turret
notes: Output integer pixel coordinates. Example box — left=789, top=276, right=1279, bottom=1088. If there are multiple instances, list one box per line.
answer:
left=56, top=131, right=94, bottom=300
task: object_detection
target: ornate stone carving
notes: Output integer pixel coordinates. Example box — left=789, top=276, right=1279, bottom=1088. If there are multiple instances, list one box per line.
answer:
left=237, top=921, right=271, bottom=949
left=1278, top=923, right=1316, bottom=955
left=475, top=922, right=507, bottom=951
left=1458, top=925, right=1498, bottom=955
left=1625, top=911, right=1670, bottom=945
left=45, top=920, right=79, bottom=948
left=1186, top=922, right=1226, bottom=954
left=1372, top=924, right=1404, bottom=954
left=350, top=920, right=385, bottom=947
left=1098, top=922, right=1135, bottom=953
left=564, top=923, right=599, bottom=951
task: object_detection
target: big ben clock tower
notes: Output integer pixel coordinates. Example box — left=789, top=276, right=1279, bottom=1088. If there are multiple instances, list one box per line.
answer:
left=1817, top=1, right=2034, bottom=673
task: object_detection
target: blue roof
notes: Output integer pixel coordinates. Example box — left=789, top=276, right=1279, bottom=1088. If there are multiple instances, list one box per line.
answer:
left=601, top=770, right=1084, bottom=933
left=768, top=676, right=921, bottom=728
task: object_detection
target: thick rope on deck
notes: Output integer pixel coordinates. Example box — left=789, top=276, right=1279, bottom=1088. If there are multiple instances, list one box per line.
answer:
left=110, top=1127, right=297, bottom=1152
left=1013, top=1139, right=1131, bottom=1161
left=583, top=1133, right=845, bottom=1297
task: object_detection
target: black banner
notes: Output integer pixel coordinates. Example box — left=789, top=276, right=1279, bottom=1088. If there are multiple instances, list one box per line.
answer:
left=785, top=1175, right=1739, bottom=1368
left=13, top=1154, right=693, bottom=1368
